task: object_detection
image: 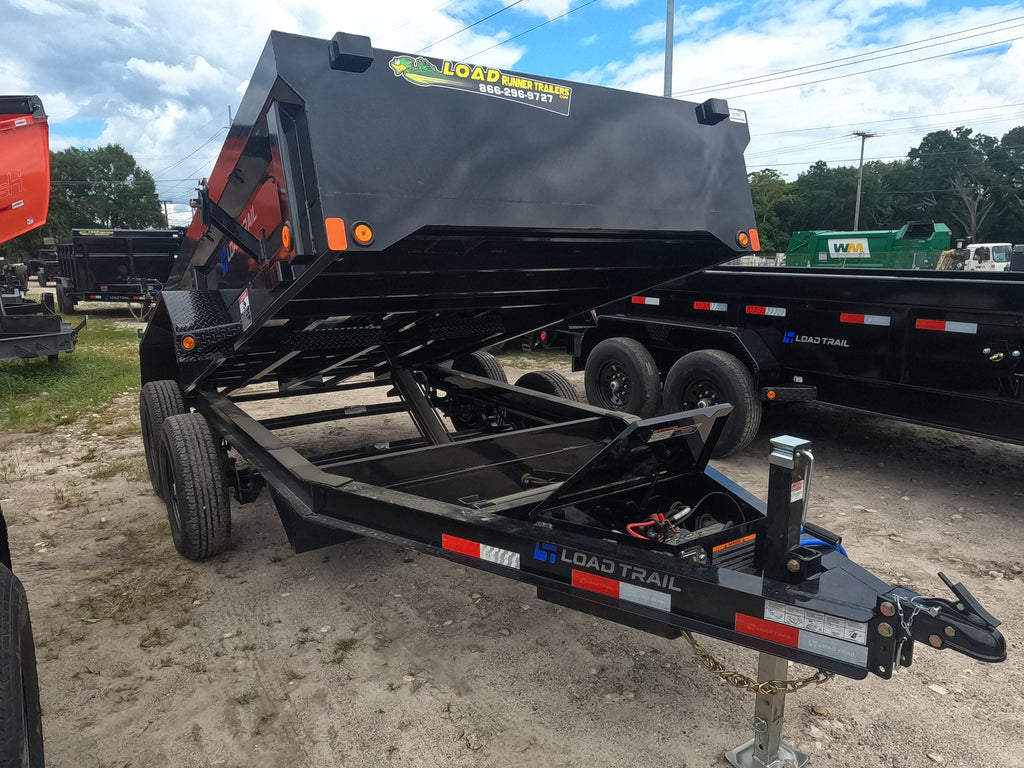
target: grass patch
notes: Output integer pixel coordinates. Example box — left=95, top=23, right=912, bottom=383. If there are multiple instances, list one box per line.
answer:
left=496, top=347, right=572, bottom=372
left=0, top=318, right=141, bottom=432
left=80, top=521, right=196, bottom=625
left=86, top=456, right=148, bottom=483
left=329, top=636, right=358, bottom=664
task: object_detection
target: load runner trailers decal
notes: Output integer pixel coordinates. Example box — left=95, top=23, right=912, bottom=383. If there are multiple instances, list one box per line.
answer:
left=389, top=56, right=572, bottom=116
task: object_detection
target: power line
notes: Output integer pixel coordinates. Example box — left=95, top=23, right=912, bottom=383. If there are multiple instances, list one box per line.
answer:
left=673, top=15, right=1024, bottom=98
left=415, top=0, right=528, bottom=54
left=722, top=35, right=1021, bottom=100
left=465, top=0, right=603, bottom=61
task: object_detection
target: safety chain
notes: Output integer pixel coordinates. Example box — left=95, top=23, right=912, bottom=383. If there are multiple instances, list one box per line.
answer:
left=682, top=630, right=835, bottom=695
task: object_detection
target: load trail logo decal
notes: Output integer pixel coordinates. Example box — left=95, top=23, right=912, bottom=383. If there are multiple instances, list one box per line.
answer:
left=389, top=56, right=572, bottom=116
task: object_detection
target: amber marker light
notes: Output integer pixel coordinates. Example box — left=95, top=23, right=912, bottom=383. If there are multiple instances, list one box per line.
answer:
left=181, top=335, right=197, bottom=351
left=736, top=231, right=750, bottom=248
left=749, top=229, right=761, bottom=251
left=353, top=222, right=374, bottom=246
left=766, top=389, right=777, bottom=400
left=281, top=223, right=292, bottom=250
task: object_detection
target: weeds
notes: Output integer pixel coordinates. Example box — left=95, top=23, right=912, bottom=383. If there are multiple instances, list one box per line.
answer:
left=329, top=636, right=358, bottom=664
left=139, top=626, right=173, bottom=648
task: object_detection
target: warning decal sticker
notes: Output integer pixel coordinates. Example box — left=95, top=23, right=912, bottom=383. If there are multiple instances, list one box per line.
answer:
left=389, top=56, right=572, bottom=116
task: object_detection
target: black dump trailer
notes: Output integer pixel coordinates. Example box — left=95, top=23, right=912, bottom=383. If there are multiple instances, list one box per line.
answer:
left=56, top=228, right=180, bottom=317
left=30, top=244, right=60, bottom=286
left=139, top=31, right=1005, bottom=767
left=574, top=266, right=1024, bottom=456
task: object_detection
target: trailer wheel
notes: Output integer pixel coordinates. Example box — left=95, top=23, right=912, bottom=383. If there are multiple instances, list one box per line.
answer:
left=449, top=351, right=508, bottom=430
left=514, top=370, right=581, bottom=401
left=0, top=566, right=45, bottom=768
left=584, top=337, right=660, bottom=418
left=140, top=380, right=187, bottom=499
left=159, top=413, right=231, bottom=560
left=13, top=266, right=28, bottom=291
left=37, top=274, right=47, bottom=288
left=40, top=293, right=54, bottom=314
left=663, top=349, right=761, bottom=457
left=55, top=284, right=73, bottom=315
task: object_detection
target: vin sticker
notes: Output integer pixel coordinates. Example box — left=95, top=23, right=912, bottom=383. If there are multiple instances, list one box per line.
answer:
left=238, top=289, right=252, bottom=331
left=389, top=56, right=572, bottom=116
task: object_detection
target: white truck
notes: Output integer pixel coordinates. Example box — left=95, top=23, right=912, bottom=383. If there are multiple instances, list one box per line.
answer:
left=964, top=242, right=1012, bottom=271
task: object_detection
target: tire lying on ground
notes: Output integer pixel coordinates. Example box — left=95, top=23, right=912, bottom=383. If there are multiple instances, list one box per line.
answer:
left=159, top=412, right=232, bottom=560
left=140, top=380, right=187, bottom=500
left=583, top=337, right=660, bottom=418
left=0, top=565, right=45, bottom=768
left=662, top=349, right=761, bottom=458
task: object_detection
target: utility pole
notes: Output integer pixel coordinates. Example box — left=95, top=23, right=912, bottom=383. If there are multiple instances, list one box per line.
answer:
left=852, top=131, right=876, bottom=230
left=161, top=200, right=171, bottom=228
left=663, top=1, right=674, bottom=97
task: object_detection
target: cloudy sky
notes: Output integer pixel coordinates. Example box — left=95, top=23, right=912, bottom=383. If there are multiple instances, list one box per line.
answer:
left=3, top=0, right=1022, bottom=225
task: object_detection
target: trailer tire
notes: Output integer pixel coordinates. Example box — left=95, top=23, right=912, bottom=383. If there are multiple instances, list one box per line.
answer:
left=141, top=380, right=187, bottom=499
left=514, top=370, right=581, bottom=401
left=55, top=284, right=73, bottom=315
left=663, top=349, right=760, bottom=458
left=449, top=351, right=508, bottom=430
left=37, top=274, right=47, bottom=288
left=584, top=337, right=660, bottom=418
left=0, top=566, right=45, bottom=768
left=453, top=350, right=507, bottom=383
left=13, top=266, right=28, bottom=291
left=159, top=413, right=231, bottom=560
left=40, top=293, right=54, bottom=314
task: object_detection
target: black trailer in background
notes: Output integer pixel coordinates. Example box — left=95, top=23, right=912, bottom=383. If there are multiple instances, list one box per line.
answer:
left=56, top=229, right=180, bottom=316
left=574, top=266, right=1024, bottom=457
left=138, top=31, right=1005, bottom=768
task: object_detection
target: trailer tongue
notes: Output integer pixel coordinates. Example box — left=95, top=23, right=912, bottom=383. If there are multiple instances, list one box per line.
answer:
left=139, top=30, right=1004, bottom=768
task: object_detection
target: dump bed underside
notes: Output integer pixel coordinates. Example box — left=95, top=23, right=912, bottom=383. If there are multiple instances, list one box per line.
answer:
left=143, top=31, right=756, bottom=393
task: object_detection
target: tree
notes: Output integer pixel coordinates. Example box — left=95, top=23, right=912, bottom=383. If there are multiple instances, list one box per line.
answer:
left=907, top=128, right=999, bottom=242
left=747, top=169, right=792, bottom=252
left=48, top=144, right=164, bottom=232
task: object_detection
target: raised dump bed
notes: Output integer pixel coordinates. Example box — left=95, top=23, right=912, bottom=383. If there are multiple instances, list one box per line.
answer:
left=139, top=31, right=1004, bottom=767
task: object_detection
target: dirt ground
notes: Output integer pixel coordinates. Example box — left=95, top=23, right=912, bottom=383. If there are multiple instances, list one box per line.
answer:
left=1, top=334, right=1022, bottom=768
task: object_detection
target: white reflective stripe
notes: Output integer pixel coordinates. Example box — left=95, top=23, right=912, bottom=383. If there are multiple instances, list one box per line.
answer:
left=632, top=296, right=660, bottom=306
left=944, top=321, right=978, bottom=334
left=480, top=544, right=520, bottom=570
left=798, top=632, right=869, bottom=666
left=14, top=118, right=28, bottom=127
left=863, top=315, right=890, bottom=326
left=619, top=582, right=672, bottom=612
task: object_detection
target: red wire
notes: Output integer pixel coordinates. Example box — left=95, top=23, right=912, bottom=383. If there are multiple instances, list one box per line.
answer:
left=626, top=521, right=656, bottom=539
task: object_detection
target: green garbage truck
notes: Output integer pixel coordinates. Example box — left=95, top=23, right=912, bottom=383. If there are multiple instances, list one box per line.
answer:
left=785, top=220, right=951, bottom=269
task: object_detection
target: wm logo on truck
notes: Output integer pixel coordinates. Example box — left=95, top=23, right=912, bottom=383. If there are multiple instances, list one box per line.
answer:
left=827, top=238, right=871, bottom=258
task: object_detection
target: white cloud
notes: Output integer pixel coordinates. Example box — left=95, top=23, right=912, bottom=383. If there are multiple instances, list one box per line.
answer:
left=125, top=56, right=224, bottom=97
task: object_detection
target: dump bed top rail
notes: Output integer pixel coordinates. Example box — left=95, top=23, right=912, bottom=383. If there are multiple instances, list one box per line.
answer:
left=144, top=30, right=756, bottom=392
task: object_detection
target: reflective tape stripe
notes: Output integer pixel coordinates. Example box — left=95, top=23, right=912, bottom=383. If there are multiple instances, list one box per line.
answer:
left=442, top=534, right=520, bottom=569
left=571, top=569, right=672, bottom=612
left=693, top=301, right=728, bottom=312
left=840, top=312, right=890, bottom=326
left=916, top=319, right=978, bottom=334
left=746, top=305, right=786, bottom=317
left=631, top=296, right=660, bottom=306
left=736, top=613, right=799, bottom=647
